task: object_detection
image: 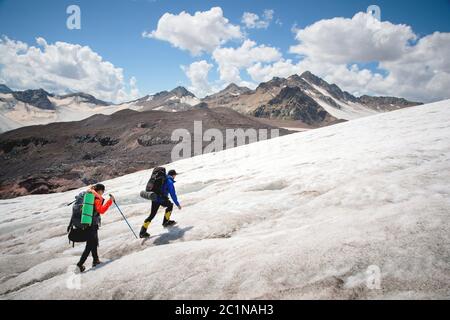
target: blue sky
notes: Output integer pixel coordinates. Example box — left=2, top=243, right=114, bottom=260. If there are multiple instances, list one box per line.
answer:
left=0, top=0, right=449, bottom=102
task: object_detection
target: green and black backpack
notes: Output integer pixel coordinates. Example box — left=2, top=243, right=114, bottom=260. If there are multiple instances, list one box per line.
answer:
left=67, top=191, right=95, bottom=246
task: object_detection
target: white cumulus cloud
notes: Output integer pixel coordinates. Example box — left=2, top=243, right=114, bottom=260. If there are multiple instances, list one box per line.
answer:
left=144, top=7, right=242, bottom=55
left=290, top=12, right=416, bottom=63
left=128, top=76, right=140, bottom=101
left=181, top=60, right=215, bottom=98
left=242, top=9, right=274, bottom=29
left=0, top=36, right=139, bottom=103
left=247, top=59, right=305, bottom=83
left=212, top=39, right=282, bottom=84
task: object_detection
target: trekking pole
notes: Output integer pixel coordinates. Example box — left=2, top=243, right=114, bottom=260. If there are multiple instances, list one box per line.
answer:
left=111, top=197, right=138, bottom=239
left=66, top=200, right=76, bottom=206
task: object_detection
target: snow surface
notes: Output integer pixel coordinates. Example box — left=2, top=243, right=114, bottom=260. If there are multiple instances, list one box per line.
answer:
left=179, top=96, right=201, bottom=106
left=0, top=100, right=449, bottom=299
left=0, top=92, right=202, bottom=132
left=0, top=113, right=20, bottom=133
left=305, top=81, right=379, bottom=120
left=0, top=95, right=142, bottom=132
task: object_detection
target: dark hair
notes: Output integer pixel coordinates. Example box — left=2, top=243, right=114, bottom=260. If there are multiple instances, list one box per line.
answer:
left=93, top=183, right=105, bottom=192
left=168, top=169, right=177, bottom=176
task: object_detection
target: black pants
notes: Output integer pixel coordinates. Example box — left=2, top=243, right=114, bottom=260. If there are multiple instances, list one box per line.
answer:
left=142, top=197, right=173, bottom=229
left=78, top=225, right=99, bottom=265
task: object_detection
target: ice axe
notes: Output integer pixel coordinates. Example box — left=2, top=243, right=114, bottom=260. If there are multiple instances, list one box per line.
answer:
left=110, top=194, right=138, bottom=239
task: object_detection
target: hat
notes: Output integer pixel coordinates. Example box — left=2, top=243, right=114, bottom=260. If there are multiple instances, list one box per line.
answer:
left=168, top=169, right=178, bottom=176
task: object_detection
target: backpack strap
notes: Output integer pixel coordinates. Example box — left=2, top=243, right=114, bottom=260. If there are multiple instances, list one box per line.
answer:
left=67, top=224, right=76, bottom=248
left=67, top=222, right=73, bottom=233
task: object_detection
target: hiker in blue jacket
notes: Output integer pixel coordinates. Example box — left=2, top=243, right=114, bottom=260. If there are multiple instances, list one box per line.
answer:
left=139, top=169, right=181, bottom=238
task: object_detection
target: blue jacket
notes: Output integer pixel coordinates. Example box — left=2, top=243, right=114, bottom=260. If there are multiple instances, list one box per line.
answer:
left=160, top=175, right=180, bottom=207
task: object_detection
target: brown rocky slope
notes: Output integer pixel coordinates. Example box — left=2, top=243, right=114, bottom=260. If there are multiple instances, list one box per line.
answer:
left=0, top=108, right=290, bottom=199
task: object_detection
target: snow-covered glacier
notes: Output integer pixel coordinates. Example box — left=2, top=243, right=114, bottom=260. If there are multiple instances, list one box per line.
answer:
left=0, top=100, right=449, bottom=299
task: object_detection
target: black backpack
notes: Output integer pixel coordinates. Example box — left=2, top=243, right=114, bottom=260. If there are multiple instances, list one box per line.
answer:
left=70, top=192, right=86, bottom=229
left=66, top=192, right=88, bottom=247
left=145, top=167, right=166, bottom=195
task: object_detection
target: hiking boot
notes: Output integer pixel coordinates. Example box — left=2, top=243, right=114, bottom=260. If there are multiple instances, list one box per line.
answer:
left=92, top=260, right=103, bottom=268
left=140, top=231, right=150, bottom=238
left=163, top=220, right=177, bottom=228
left=139, top=225, right=150, bottom=239
left=76, top=263, right=86, bottom=273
